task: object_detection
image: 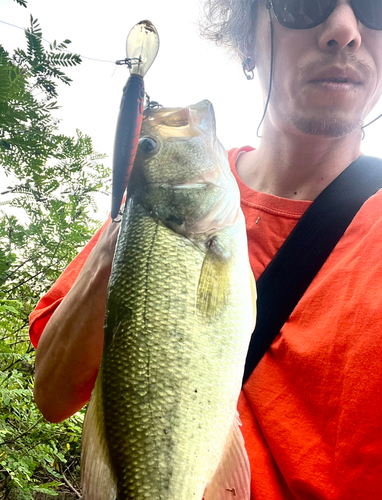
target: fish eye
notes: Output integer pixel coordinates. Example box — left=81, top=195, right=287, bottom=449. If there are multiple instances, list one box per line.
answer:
left=138, top=136, right=157, bottom=153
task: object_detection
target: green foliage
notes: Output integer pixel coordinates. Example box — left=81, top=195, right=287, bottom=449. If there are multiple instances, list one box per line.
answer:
left=13, top=0, right=28, bottom=7
left=14, top=16, right=82, bottom=96
left=0, top=368, right=84, bottom=498
left=0, top=16, right=82, bottom=181
left=0, top=13, right=110, bottom=500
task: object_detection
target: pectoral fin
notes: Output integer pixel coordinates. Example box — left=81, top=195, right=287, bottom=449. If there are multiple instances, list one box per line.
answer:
left=81, top=370, right=117, bottom=500
left=203, top=413, right=251, bottom=500
left=197, top=239, right=231, bottom=319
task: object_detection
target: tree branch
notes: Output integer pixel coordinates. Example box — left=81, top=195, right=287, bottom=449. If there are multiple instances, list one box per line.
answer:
left=60, top=465, right=81, bottom=498
left=0, top=416, right=43, bottom=446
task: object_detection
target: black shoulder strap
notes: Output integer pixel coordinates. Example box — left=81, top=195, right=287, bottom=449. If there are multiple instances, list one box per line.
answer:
left=243, top=155, right=382, bottom=385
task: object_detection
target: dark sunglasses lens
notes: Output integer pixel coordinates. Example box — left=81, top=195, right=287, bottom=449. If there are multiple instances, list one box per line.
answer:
left=354, top=0, right=382, bottom=30
left=272, top=0, right=335, bottom=29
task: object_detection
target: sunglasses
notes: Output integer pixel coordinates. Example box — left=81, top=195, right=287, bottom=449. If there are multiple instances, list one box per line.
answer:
left=268, top=0, right=382, bottom=31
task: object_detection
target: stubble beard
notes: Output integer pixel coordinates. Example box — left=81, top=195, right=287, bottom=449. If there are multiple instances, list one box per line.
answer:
left=286, top=112, right=363, bottom=138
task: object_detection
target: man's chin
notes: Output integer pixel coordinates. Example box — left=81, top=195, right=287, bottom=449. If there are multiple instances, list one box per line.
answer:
left=287, top=113, right=362, bottom=138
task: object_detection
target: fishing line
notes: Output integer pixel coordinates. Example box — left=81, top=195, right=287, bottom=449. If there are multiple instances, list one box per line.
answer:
left=4, top=14, right=382, bottom=139
left=256, top=2, right=274, bottom=138
left=0, top=18, right=116, bottom=64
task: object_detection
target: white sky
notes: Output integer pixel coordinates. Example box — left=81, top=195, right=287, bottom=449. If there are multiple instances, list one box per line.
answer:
left=2, top=0, right=382, bottom=218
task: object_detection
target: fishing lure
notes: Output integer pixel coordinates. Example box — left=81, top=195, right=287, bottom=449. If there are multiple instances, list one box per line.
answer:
left=111, top=20, right=160, bottom=221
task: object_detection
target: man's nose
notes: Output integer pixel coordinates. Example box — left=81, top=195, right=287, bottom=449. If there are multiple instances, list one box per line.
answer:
left=318, top=0, right=362, bottom=52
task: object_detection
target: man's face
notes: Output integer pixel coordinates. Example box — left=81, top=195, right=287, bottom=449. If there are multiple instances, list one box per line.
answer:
left=254, top=0, right=382, bottom=137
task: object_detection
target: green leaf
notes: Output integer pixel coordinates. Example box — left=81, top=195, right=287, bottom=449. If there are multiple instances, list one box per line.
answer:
left=0, top=13, right=106, bottom=497
left=13, top=0, right=28, bottom=7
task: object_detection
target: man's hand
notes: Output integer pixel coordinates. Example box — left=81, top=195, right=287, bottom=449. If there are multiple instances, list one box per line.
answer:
left=34, top=220, right=121, bottom=423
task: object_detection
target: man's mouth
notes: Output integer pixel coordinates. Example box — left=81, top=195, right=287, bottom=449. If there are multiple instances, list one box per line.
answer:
left=309, top=66, right=363, bottom=88
left=310, top=79, right=360, bottom=92
left=326, top=78, right=348, bottom=83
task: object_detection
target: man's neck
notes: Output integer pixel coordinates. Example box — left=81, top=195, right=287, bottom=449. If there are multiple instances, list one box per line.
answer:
left=236, top=122, right=362, bottom=201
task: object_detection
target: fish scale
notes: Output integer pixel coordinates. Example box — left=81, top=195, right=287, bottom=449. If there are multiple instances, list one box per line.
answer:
left=104, top=200, right=202, bottom=498
left=99, top=198, right=250, bottom=499
left=81, top=100, right=255, bottom=500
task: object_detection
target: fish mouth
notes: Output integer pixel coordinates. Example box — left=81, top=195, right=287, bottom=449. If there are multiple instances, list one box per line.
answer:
left=149, top=181, right=225, bottom=191
left=188, top=100, right=216, bottom=142
left=144, top=100, right=217, bottom=144
left=172, top=183, right=207, bottom=189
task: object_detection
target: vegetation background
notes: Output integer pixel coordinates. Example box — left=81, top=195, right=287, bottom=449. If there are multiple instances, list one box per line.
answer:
left=3, top=0, right=382, bottom=497
left=0, top=1, right=110, bottom=497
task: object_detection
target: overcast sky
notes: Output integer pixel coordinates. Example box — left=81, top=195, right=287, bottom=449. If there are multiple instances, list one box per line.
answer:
left=2, top=0, right=382, bottom=217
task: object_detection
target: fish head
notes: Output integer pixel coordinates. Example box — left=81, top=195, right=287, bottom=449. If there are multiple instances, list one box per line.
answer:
left=130, top=100, right=240, bottom=240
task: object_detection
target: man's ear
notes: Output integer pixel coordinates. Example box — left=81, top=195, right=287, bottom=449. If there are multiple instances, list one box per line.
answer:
left=243, top=55, right=256, bottom=72
left=243, top=55, right=256, bottom=80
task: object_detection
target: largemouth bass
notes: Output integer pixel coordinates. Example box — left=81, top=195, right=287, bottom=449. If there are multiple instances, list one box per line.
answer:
left=81, top=100, right=256, bottom=500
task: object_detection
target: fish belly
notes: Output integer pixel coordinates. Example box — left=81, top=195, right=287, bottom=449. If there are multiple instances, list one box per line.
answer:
left=101, top=196, right=253, bottom=500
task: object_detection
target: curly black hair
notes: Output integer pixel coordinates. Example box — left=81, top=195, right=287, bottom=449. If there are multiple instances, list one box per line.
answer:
left=199, top=0, right=259, bottom=59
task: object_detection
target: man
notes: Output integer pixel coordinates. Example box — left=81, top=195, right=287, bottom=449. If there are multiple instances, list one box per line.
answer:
left=30, top=0, right=382, bottom=498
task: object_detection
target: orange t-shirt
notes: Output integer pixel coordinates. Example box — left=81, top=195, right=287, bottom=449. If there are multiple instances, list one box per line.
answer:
left=29, top=147, right=382, bottom=500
